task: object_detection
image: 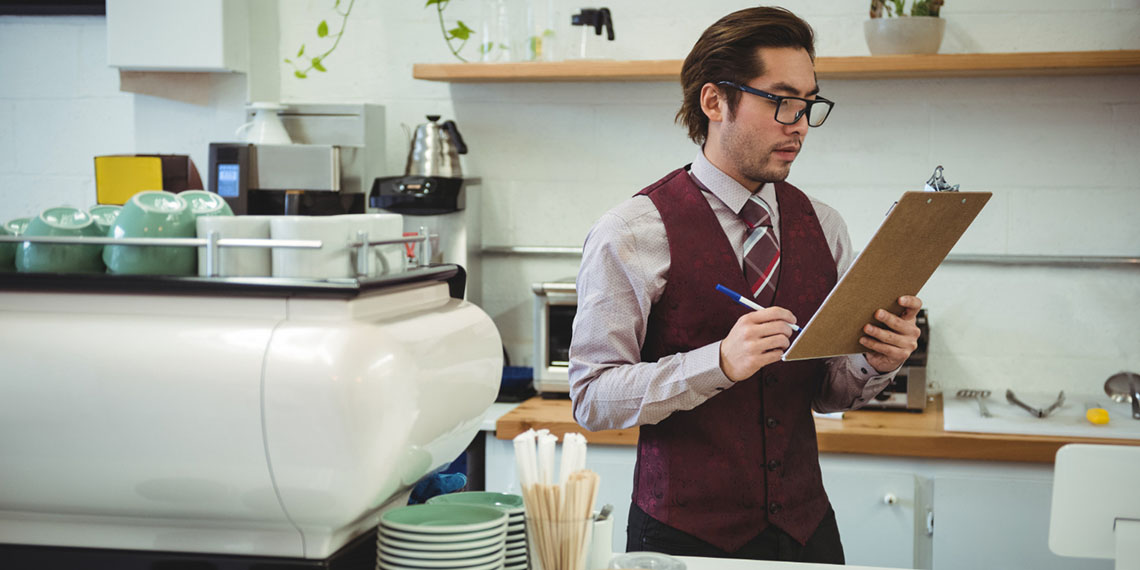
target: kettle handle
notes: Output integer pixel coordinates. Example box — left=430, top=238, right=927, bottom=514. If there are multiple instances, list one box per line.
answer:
left=443, top=120, right=468, bottom=155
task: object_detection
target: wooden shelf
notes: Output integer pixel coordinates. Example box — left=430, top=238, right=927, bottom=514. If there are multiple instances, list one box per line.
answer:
left=413, top=50, right=1140, bottom=82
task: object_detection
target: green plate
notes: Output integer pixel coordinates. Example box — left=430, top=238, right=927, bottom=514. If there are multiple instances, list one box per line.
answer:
left=381, top=504, right=507, bottom=535
left=426, top=492, right=524, bottom=513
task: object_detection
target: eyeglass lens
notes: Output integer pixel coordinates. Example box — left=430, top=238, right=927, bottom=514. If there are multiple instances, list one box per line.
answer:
left=777, top=98, right=830, bottom=127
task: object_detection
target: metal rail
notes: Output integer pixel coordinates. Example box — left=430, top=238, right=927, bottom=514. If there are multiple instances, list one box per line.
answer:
left=481, top=246, right=1140, bottom=267
left=2, top=230, right=434, bottom=278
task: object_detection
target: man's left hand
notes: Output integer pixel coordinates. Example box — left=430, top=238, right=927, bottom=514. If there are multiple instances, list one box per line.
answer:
left=859, top=295, right=923, bottom=373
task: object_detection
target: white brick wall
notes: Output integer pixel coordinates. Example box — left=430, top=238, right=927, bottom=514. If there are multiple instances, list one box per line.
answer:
left=1, top=2, right=1137, bottom=394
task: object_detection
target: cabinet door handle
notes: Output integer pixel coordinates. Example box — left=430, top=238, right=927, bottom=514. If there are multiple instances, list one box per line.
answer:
left=882, top=493, right=897, bottom=506
left=926, top=510, right=935, bottom=536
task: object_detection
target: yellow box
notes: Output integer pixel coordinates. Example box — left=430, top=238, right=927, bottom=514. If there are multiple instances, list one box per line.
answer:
left=94, top=156, right=165, bottom=206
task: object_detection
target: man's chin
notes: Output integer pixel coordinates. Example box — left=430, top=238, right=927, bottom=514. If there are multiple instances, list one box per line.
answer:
left=749, top=166, right=792, bottom=184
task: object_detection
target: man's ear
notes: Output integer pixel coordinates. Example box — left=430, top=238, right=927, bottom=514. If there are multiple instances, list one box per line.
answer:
left=699, top=83, right=725, bottom=123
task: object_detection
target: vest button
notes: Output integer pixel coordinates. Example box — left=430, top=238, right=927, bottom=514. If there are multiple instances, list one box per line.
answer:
left=766, top=417, right=779, bottom=428
left=769, top=502, right=782, bottom=515
left=767, top=459, right=781, bottom=471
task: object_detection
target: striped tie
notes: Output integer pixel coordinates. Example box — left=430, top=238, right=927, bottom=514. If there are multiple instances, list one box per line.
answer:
left=740, top=194, right=780, bottom=306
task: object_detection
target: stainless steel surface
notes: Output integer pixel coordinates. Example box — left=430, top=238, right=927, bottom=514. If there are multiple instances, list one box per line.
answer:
left=205, top=230, right=221, bottom=277
left=957, top=389, right=992, bottom=418
left=353, top=230, right=369, bottom=277
left=405, top=116, right=466, bottom=178
left=484, top=246, right=584, bottom=256
left=2, top=233, right=435, bottom=277
left=251, top=144, right=341, bottom=192
left=283, top=190, right=301, bottom=215
left=533, top=280, right=578, bottom=394
left=272, top=103, right=388, bottom=196
left=346, top=236, right=427, bottom=247
left=1004, top=389, right=1065, bottom=418
left=418, top=226, right=432, bottom=268
left=481, top=246, right=1140, bottom=267
left=595, top=504, right=613, bottom=521
left=0, top=235, right=322, bottom=248
left=1105, top=371, right=1140, bottom=419
left=941, top=254, right=1140, bottom=267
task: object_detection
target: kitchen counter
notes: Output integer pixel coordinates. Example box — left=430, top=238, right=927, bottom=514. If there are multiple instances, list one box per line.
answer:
left=495, top=395, right=1140, bottom=463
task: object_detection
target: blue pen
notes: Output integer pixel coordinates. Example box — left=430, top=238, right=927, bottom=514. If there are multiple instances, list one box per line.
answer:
left=715, top=284, right=801, bottom=332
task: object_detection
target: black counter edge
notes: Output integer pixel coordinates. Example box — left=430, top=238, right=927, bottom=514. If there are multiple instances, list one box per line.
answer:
left=0, top=264, right=466, bottom=300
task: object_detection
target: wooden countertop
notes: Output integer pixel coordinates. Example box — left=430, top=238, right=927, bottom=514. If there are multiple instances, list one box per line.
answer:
left=496, top=395, right=1140, bottom=463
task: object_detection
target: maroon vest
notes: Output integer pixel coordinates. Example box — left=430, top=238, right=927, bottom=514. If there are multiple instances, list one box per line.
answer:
left=633, top=168, right=837, bottom=552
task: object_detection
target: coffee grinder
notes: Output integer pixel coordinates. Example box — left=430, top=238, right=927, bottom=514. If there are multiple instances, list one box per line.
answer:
left=207, top=103, right=386, bottom=216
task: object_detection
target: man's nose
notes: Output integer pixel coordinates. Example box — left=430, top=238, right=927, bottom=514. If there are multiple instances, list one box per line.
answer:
left=784, top=114, right=808, bottom=136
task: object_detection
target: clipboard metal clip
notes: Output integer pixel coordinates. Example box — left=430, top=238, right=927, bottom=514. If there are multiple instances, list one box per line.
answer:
left=924, top=165, right=960, bottom=192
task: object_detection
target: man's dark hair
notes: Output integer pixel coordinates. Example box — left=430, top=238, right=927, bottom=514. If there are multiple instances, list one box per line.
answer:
left=676, top=6, right=816, bottom=145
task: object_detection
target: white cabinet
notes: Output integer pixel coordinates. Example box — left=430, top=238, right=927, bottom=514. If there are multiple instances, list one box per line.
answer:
left=820, top=464, right=926, bottom=568
left=106, top=0, right=249, bottom=72
left=931, top=474, right=1110, bottom=570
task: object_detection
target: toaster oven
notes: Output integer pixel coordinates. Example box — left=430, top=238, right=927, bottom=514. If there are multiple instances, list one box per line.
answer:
left=532, top=280, right=576, bottom=396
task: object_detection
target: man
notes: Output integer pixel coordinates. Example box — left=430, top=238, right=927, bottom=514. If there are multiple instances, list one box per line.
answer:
left=568, top=6, right=923, bottom=564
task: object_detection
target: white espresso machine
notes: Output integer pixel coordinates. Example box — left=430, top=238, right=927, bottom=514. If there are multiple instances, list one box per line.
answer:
left=0, top=268, right=502, bottom=567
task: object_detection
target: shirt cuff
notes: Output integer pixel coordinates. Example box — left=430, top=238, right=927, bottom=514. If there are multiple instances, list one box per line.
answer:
left=687, top=342, right=736, bottom=395
left=848, top=353, right=899, bottom=408
left=848, top=353, right=898, bottom=380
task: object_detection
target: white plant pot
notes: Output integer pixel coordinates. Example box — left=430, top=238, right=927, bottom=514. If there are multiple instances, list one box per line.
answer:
left=863, top=17, right=946, bottom=55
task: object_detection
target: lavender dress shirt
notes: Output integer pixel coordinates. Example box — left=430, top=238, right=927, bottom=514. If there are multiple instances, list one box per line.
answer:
left=569, top=151, right=897, bottom=431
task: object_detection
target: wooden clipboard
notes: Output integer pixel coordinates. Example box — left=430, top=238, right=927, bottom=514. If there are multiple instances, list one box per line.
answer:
left=783, top=191, right=992, bottom=361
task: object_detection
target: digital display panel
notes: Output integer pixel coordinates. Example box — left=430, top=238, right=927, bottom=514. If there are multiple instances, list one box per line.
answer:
left=216, top=163, right=240, bottom=198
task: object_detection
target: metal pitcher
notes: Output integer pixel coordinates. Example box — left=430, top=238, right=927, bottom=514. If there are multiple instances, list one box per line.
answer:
left=405, top=115, right=467, bottom=178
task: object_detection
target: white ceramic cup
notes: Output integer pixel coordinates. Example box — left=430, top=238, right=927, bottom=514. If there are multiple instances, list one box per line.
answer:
left=588, top=514, right=614, bottom=570
left=269, top=216, right=355, bottom=279
left=337, top=213, right=406, bottom=278
left=196, top=216, right=272, bottom=277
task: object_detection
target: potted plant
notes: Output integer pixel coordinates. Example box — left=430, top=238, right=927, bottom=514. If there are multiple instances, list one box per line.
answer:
left=864, top=0, right=945, bottom=56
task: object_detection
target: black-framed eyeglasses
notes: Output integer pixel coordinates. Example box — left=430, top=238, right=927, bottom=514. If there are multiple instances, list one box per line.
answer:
left=717, top=81, right=834, bottom=127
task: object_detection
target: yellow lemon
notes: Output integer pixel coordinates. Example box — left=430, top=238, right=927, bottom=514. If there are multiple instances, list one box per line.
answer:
left=1086, top=408, right=1110, bottom=425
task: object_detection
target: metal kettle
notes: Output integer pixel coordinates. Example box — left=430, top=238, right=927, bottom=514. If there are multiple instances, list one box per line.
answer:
left=405, top=115, right=467, bottom=178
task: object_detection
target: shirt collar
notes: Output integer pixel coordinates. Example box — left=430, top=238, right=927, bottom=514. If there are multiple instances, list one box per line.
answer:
left=689, top=149, right=773, bottom=216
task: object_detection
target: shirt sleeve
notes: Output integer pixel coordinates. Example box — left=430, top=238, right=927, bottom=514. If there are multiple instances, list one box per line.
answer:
left=568, top=209, right=735, bottom=431
left=812, top=202, right=899, bottom=413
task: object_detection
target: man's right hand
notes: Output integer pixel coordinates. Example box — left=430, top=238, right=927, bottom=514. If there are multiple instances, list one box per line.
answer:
left=718, top=307, right=798, bottom=382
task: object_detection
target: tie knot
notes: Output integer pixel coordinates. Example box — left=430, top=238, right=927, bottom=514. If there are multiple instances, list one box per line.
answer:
left=740, top=195, right=773, bottom=230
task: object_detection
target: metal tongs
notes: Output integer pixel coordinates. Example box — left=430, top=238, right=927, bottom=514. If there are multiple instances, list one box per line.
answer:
left=924, top=165, right=960, bottom=192
left=1005, top=389, right=1066, bottom=418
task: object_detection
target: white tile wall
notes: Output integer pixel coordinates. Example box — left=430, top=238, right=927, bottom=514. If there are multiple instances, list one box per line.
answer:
left=1, top=1, right=1138, bottom=395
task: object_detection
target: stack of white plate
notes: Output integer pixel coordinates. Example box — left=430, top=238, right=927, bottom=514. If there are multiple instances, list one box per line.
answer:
left=377, top=503, right=508, bottom=570
left=427, top=492, right=528, bottom=570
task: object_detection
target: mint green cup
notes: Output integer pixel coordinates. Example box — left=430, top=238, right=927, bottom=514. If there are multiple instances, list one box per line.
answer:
left=180, top=190, right=234, bottom=218
left=103, top=191, right=196, bottom=275
left=88, top=204, right=123, bottom=236
left=15, top=207, right=105, bottom=273
left=0, top=225, right=15, bottom=272
left=5, top=217, right=30, bottom=235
